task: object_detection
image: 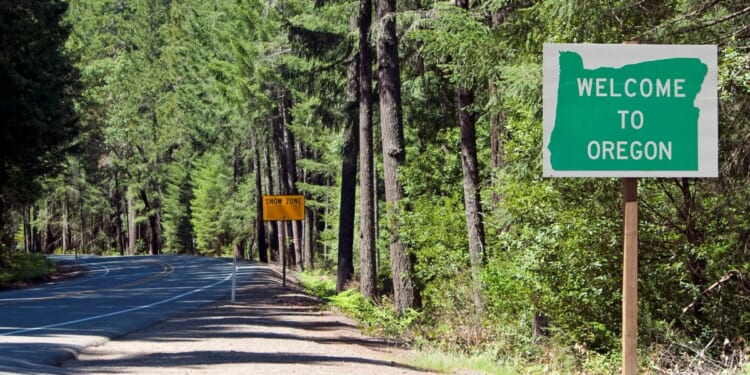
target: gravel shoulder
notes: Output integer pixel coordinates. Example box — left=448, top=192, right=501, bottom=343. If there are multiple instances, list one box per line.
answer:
left=61, top=262, right=436, bottom=375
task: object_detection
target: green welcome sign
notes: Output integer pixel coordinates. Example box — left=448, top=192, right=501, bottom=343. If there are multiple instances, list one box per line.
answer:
left=543, top=44, right=717, bottom=177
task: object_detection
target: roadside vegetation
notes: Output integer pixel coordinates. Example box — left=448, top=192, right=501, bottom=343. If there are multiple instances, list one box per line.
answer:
left=0, top=252, right=56, bottom=287
left=2, top=1, right=750, bottom=374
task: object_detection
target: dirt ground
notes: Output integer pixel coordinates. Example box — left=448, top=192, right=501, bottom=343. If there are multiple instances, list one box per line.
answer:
left=61, top=264, right=437, bottom=375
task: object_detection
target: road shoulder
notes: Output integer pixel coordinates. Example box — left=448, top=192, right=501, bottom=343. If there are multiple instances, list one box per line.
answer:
left=62, top=262, right=434, bottom=375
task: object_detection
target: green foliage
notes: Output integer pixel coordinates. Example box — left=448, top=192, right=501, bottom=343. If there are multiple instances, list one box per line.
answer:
left=406, top=348, right=518, bottom=375
left=297, top=271, right=337, bottom=299
left=190, top=152, right=232, bottom=255
left=0, top=0, right=79, bottom=246
left=329, top=290, right=422, bottom=338
left=297, top=271, right=422, bottom=338
left=162, top=161, right=194, bottom=254
left=402, top=194, right=472, bottom=316
left=7, top=0, right=749, bottom=371
left=0, top=252, right=56, bottom=285
left=408, top=3, right=502, bottom=89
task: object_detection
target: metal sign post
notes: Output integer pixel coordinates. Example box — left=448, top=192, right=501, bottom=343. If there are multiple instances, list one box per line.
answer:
left=262, top=195, right=305, bottom=287
left=231, top=254, right=237, bottom=303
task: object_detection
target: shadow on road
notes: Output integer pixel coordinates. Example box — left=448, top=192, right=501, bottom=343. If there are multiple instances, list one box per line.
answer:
left=63, top=263, right=430, bottom=374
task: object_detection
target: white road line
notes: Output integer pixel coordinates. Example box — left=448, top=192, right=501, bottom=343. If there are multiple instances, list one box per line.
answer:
left=0, top=269, right=238, bottom=337
left=0, top=264, right=111, bottom=302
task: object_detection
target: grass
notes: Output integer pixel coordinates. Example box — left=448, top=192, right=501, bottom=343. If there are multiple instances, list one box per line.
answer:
left=405, top=348, right=519, bottom=375
left=0, top=251, right=56, bottom=287
left=296, top=270, right=520, bottom=374
left=270, top=271, right=750, bottom=374
left=296, top=270, right=337, bottom=299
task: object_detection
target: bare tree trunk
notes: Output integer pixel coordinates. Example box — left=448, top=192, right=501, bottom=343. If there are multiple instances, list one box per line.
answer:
left=303, top=208, right=313, bottom=269
left=457, top=87, right=486, bottom=313
left=337, top=17, right=360, bottom=292
left=254, top=138, right=268, bottom=263
left=23, top=205, right=30, bottom=252
left=286, top=221, right=296, bottom=267
left=234, top=239, right=246, bottom=260
left=377, top=0, right=420, bottom=313
left=127, top=188, right=136, bottom=255
left=489, top=91, right=506, bottom=206
left=359, top=0, right=377, bottom=301
left=32, top=204, right=42, bottom=252
left=272, top=147, right=289, bottom=268
left=139, top=189, right=159, bottom=255
left=279, top=89, right=303, bottom=270
left=264, top=142, right=278, bottom=262
left=79, top=194, right=85, bottom=253
left=44, top=202, right=54, bottom=253
left=450, top=0, right=487, bottom=310
left=113, top=179, right=126, bottom=256
left=272, top=109, right=295, bottom=267
left=488, top=9, right=507, bottom=205
left=62, top=195, right=70, bottom=253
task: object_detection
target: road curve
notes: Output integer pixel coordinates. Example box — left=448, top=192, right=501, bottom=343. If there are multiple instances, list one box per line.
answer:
left=0, top=255, right=248, bottom=374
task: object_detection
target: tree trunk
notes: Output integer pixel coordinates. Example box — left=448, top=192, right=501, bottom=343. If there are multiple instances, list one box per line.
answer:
left=113, top=181, right=126, bottom=256
left=23, top=205, right=30, bottom=252
left=336, top=17, right=360, bottom=292
left=140, top=189, right=160, bottom=255
left=272, top=147, right=290, bottom=267
left=44, top=202, right=54, bottom=253
left=264, top=142, right=278, bottom=262
left=488, top=8, right=508, bottom=205
left=79, top=195, right=85, bottom=253
left=278, top=89, right=303, bottom=270
left=303, top=208, right=314, bottom=269
left=489, top=90, right=506, bottom=206
left=62, top=195, right=70, bottom=253
left=127, top=189, right=136, bottom=255
left=359, top=0, right=377, bottom=301
left=285, top=221, right=296, bottom=267
left=254, top=139, right=268, bottom=263
left=271, top=107, right=295, bottom=268
left=234, top=238, right=246, bottom=260
left=457, top=87, right=486, bottom=313
left=233, top=144, right=242, bottom=189
left=452, top=0, right=487, bottom=315
left=377, top=0, right=420, bottom=313
left=32, top=204, right=42, bottom=253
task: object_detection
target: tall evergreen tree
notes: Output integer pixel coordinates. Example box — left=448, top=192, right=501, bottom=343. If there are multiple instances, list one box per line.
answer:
left=0, top=0, right=79, bottom=248
left=336, top=13, right=359, bottom=291
left=358, top=0, right=377, bottom=300
left=454, top=0, right=486, bottom=314
left=376, top=0, right=420, bottom=312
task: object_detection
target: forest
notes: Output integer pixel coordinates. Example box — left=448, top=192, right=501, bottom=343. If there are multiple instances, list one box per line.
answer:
left=1, top=0, right=749, bottom=373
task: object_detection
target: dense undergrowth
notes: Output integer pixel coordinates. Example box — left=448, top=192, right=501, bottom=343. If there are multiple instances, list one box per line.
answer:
left=0, top=252, right=56, bottom=286
left=297, top=270, right=750, bottom=375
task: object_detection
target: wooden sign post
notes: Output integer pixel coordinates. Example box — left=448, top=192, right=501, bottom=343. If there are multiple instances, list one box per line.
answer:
left=543, top=43, right=717, bottom=374
left=622, top=178, right=638, bottom=374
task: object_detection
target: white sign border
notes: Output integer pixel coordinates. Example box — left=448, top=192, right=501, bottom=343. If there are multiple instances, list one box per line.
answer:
left=542, top=43, right=718, bottom=178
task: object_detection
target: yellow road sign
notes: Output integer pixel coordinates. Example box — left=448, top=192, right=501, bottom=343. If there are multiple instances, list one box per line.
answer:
left=262, top=195, right=305, bottom=221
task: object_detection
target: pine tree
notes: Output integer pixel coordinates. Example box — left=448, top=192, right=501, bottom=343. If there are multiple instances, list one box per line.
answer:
left=376, top=0, right=420, bottom=313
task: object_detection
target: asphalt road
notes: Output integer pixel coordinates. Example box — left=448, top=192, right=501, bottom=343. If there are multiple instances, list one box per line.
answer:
left=0, top=255, right=248, bottom=374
